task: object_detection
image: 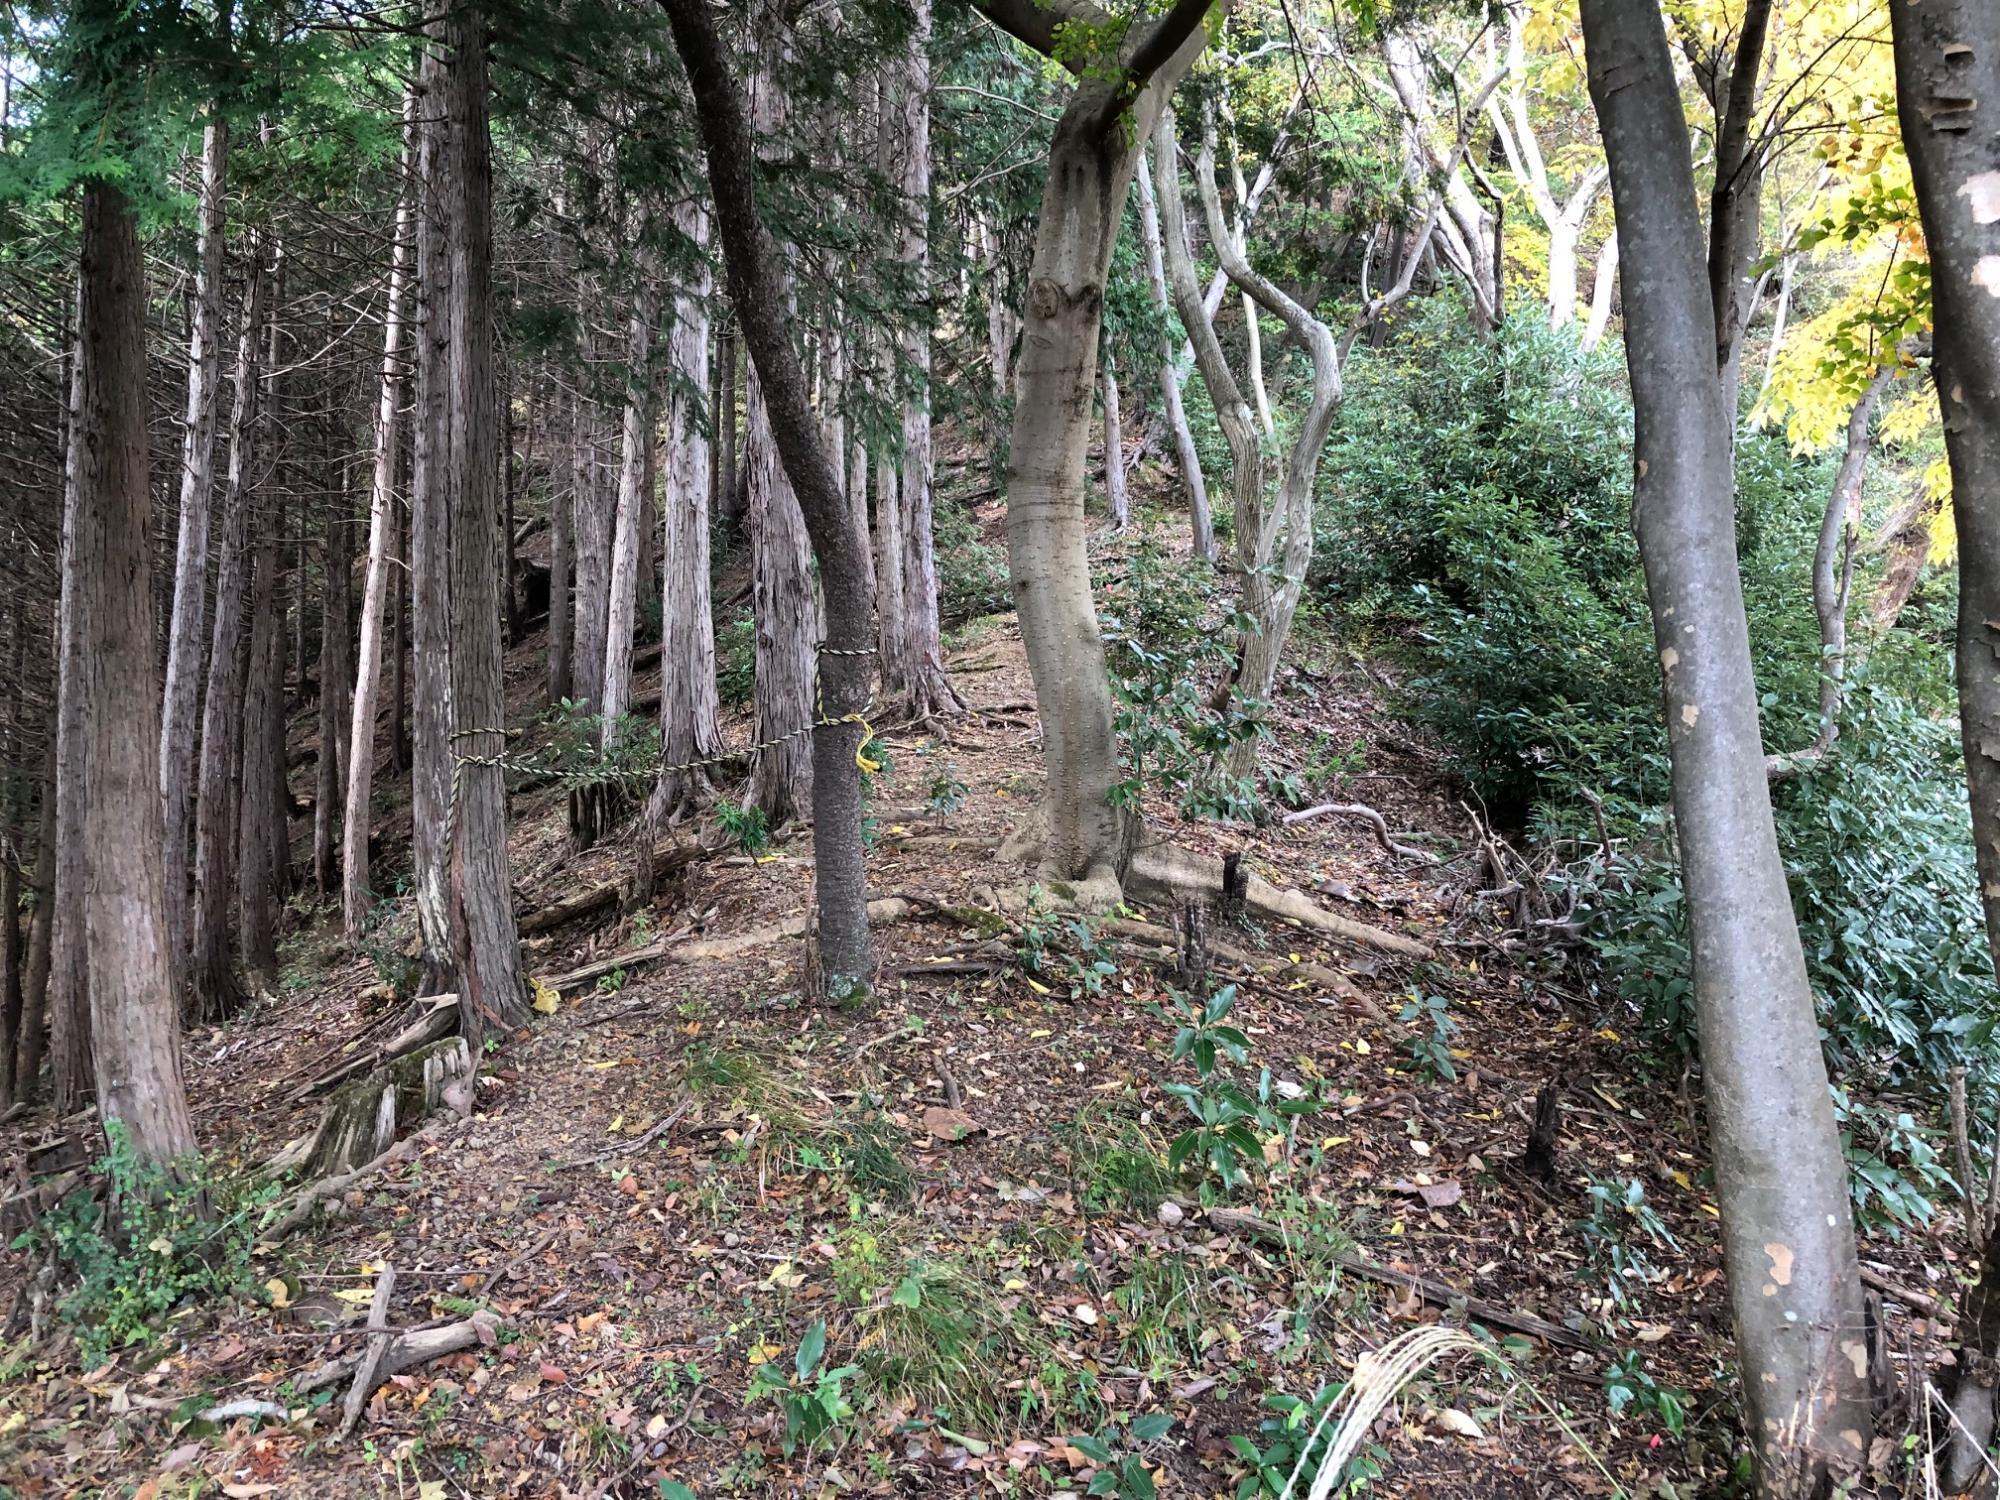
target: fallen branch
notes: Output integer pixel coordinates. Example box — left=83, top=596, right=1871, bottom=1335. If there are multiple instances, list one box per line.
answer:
left=554, top=1097, right=693, bottom=1170
left=340, top=1265, right=397, bottom=1436
left=1206, top=1207, right=1594, bottom=1349
left=298, top=1309, right=502, bottom=1409
left=1281, top=801, right=1439, bottom=863
left=296, top=995, right=458, bottom=1100
left=1860, top=1264, right=1952, bottom=1323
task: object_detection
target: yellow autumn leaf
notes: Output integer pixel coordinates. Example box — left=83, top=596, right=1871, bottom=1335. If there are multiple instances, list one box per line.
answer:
left=1024, top=977, right=1052, bottom=995
left=530, top=977, right=560, bottom=1015
left=333, top=1287, right=377, bottom=1305
left=265, top=1278, right=291, bottom=1309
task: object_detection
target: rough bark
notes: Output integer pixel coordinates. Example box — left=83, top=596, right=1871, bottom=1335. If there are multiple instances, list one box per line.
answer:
left=343, top=101, right=415, bottom=938
left=73, top=179, right=199, bottom=1162
left=547, top=388, right=574, bottom=704
left=570, top=305, right=613, bottom=717
left=600, top=263, right=660, bottom=730
left=236, top=275, right=290, bottom=995
left=887, top=0, right=962, bottom=722
left=159, top=116, right=230, bottom=991
left=236, top=473, right=285, bottom=990
left=440, top=0, right=530, bottom=1038
left=1132, top=151, right=1214, bottom=561
left=190, top=250, right=267, bottom=1022
left=1889, top=6, right=2000, bottom=1486
left=874, top=443, right=907, bottom=699
left=1384, top=32, right=1498, bottom=331
left=49, top=315, right=92, bottom=1109
left=1582, top=2, right=1869, bottom=1488
left=313, top=486, right=353, bottom=899
left=659, top=0, right=881, bottom=991
left=977, top=0, right=1218, bottom=903
left=647, top=198, right=724, bottom=829
left=409, top=46, right=456, bottom=990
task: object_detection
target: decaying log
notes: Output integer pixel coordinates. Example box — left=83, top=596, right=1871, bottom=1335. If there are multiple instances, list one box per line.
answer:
left=296, top=995, right=458, bottom=1099
left=340, top=1265, right=398, bottom=1435
left=1127, top=845, right=1434, bottom=960
left=516, top=842, right=710, bottom=935
left=1206, top=1206, right=1593, bottom=1350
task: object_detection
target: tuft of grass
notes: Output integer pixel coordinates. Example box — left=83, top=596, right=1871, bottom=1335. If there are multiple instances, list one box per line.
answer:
left=1060, top=1101, right=1176, bottom=1218
left=1111, top=1249, right=1213, bottom=1377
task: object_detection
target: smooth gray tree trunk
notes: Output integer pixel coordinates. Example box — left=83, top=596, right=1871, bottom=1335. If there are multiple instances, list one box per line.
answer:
left=1890, top=6, right=2000, bottom=1485
left=1582, top=2, right=1869, bottom=1488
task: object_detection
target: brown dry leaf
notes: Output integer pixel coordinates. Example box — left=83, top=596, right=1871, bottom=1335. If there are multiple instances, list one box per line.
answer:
left=221, top=1487, right=279, bottom=1499
left=923, top=1106, right=983, bottom=1143
left=1391, top=1178, right=1463, bottom=1209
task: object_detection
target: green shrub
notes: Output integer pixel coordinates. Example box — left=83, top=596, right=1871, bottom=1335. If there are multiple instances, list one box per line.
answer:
left=935, top=500, right=1010, bottom=627
left=715, top=607, right=755, bottom=708
left=22, top=1123, right=274, bottom=1367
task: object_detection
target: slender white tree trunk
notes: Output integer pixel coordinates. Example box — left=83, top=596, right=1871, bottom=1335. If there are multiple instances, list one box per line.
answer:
left=600, top=264, right=659, bottom=732
left=1133, top=151, right=1214, bottom=561
left=650, top=200, right=723, bottom=821
left=159, top=116, right=230, bottom=989
left=342, top=104, right=415, bottom=939
left=1582, top=229, right=1619, bottom=351
left=1101, top=350, right=1129, bottom=529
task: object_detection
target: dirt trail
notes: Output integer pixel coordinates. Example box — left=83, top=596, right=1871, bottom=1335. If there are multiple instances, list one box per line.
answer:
left=0, top=545, right=1864, bottom=1500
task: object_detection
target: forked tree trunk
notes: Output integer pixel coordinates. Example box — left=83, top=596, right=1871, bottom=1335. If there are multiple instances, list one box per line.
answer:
left=1132, top=152, right=1214, bottom=562
left=191, top=251, right=267, bottom=1022
left=343, top=101, right=415, bottom=938
left=1582, top=3, right=1869, bottom=1490
left=659, top=0, right=879, bottom=992
left=647, top=199, right=724, bottom=830
left=440, top=0, right=530, bottom=1038
left=1890, top=7, right=2000, bottom=1486
left=159, top=116, right=230, bottom=990
left=409, top=47, right=456, bottom=990
left=73, top=178, right=199, bottom=1162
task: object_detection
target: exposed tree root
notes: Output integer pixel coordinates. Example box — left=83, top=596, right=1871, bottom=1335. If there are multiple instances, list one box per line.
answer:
left=1127, top=844, right=1434, bottom=959
left=1098, top=914, right=1393, bottom=1024
left=545, top=897, right=918, bottom=994
left=1280, top=801, right=1439, bottom=863
left=268, top=1038, right=473, bottom=1187
left=262, top=1118, right=450, bottom=1240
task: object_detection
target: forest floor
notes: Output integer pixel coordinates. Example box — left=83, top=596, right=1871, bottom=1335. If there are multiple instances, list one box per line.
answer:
left=0, top=493, right=1960, bottom=1500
